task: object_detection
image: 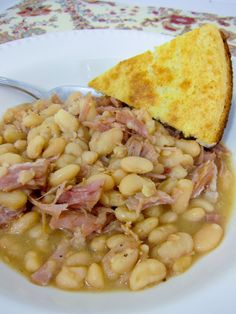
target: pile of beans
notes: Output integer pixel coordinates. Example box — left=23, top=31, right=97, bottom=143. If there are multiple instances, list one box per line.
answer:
left=0, top=93, right=233, bottom=291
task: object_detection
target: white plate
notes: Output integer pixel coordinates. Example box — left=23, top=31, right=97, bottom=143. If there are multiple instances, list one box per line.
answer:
left=0, top=30, right=235, bottom=314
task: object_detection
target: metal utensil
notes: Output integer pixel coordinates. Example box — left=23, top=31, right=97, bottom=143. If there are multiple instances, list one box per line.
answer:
left=0, top=76, right=101, bottom=100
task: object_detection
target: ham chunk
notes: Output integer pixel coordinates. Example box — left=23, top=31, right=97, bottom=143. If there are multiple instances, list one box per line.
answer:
left=57, top=180, right=104, bottom=211
left=0, top=159, right=49, bottom=192
left=31, top=239, right=70, bottom=286
left=116, top=110, right=149, bottom=138
left=0, top=205, right=25, bottom=228
left=126, top=190, right=173, bottom=212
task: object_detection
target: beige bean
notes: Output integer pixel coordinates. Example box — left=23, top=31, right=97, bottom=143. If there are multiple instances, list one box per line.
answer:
left=148, top=224, right=177, bottom=245
left=66, top=251, right=92, bottom=266
left=159, top=178, right=177, bottom=194
left=22, top=113, right=43, bottom=128
left=176, top=139, right=201, bottom=157
left=24, top=251, right=41, bottom=272
left=106, top=234, right=133, bottom=250
left=180, top=154, right=194, bottom=168
left=172, top=255, right=192, bottom=274
left=143, top=205, right=163, bottom=218
left=82, top=151, right=98, bottom=165
left=86, top=173, right=114, bottom=191
left=120, top=156, right=153, bottom=174
left=0, top=143, right=17, bottom=155
left=100, top=190, right=125, bottom=207
left=0, top=190, right=27, bottom=210
left=171, top=179, right=193, bottom=214
left=160, top=211, right=178, bottom=224
left=35, top=236, right=50, bottom=253
left=3, top=125, right=25, bottom=143
left=157, top=232, right=193, bottom=264
left=189, top=198, right=214, bottom=213
left=40, top=103, right=61, bottom=117
left=55, top=266, right=87, bottom=290
left=28, top=224, right=43, bottom=239
left=141, top=179, right=156, bottom=197
left=86, top=263, right=104, bottom=289
left=90, top=235, right=108, bottom=252
left=155, top=134, right=175, bottom=146
left=18, top=169, right=35, bottom=185
left=42, top=137, right=66, bottom=158
left=27, top=127, right=40, bottom=142
left=129, top=259, right=166, bottom=291
left=169, top=165, right=187, bottom=179
left=113, top=145, right=127, bottom=158
left=10, top=212, right=40, bottom=234
left=89, top=128, right=123, bottom=156
left=65, top=142, right=83, bottom=157
left=133, top=217, right=159, bottom=239
left=115, top=206, right=140, bottom=223
left=119, top=173, right=145, bottom=196
left=27, top=135, right=45, bottom=159
left=54, top=109, right=79, bottom=132
left=112, top=168, right=127, bottom=185
left=55, top=153, right=76, bottom=169
left=0, top=152, right=23, bottom=165
left=49, top=164, right=80, bottom=186
left=182, top=207, right=205, bottom=222
left=110, top=248, right=139, bottom=275
left=0, top=135, right=3, bottom=144
left=14, top=139, right=27, bottom=151
left=159, top=149, right=184, bottom=167
left=193, top=223, right=223, bottom=253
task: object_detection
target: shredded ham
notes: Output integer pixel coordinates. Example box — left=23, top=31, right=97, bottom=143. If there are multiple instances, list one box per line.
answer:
left=49, top=210, right=107, bottom=236
left=126, top=135, right=158, bottom=162
left=116, top=110, right=149, bottom=138
left=31, top=239, right=70, bottom=286
left=0, top=205, right=25, bottom=228
left=191, top=160, right=216, bottom=198
left=29, top=196, right=68, bottom=218
left=0, top=159, right=49, bottom=192
left=57, top=180, right=104, bottom=211
left=205, top=213, right=221, bottom=224
left=126, top=191, right=173, bottom=212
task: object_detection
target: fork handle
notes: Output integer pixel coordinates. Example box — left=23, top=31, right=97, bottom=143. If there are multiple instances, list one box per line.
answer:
left=0, top=76, right=44, bottom=99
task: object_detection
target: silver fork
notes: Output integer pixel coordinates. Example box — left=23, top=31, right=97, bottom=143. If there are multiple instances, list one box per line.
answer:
left=0, top=76, right=101, bottom=100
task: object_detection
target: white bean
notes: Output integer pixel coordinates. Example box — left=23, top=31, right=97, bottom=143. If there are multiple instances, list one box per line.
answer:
left=110, top=248, right=139, bottom=274
left=120, top=156, right=153, bottom=174
left=10, top=212, right=39, bottom=234
left=176, top=139, right=200, bottom=157
left=129, top=259, right=166, bottom=291
left=86, top=263, right=104, bottom=289
left=55, top=266, right=87, bottom=290
left=115, top=206, right=139, bottom=223
left=157, top=232, right=193, bottom=264
left=160, top=211, right=178, bottom=224
left=27, top=135, right=45, bottom=159
left=24, top=251, right=41, bottom=272
left=182, top=207, right=205, bottom=222
left=193, top=223, right=223, bottom=253
left=171, top=179, right=193, bottom=214
left=133, top=217, right=159, bottom=239
left=54, top=109, right=79, bottom=132
left=49, top=164, right=80, bottom=186
left=148, top=224, right=177, bottom=245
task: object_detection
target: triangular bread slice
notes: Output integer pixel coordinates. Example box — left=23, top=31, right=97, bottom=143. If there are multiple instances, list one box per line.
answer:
left=89, top=24, right=232, bottom=147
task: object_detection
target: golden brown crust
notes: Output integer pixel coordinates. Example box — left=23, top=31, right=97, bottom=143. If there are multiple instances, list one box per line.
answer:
left=89, top=25, right=233, bottom=147
left=215, top=31, right=233, bottom=143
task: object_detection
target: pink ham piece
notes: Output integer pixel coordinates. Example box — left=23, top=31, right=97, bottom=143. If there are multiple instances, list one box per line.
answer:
left=126, top=190, right=173, bottom=212
left=191, top=160, right=216, bottom=198
left=116, top=110, right=149, bottom=139
left=126, top=135, right=158, bottom=162
left=49, top=210, right=107, bottom=236
left=205, top=213, right=221, bottom=224
left=29, top=196, right=68, bottom=218
left=0, top=159, right=49, bottom=192
left=31, top=239, right=70, bottom=286
left=57, top=180, right=104, bottom=211
left=0, top=205, right=25, bottom=228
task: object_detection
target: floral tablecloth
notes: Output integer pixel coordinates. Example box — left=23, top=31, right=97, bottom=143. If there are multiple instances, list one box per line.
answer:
left=0, top=0, right=236, bottom=55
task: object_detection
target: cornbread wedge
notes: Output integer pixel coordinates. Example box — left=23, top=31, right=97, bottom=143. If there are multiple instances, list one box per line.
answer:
left=89, top=24, right=233, bottom=147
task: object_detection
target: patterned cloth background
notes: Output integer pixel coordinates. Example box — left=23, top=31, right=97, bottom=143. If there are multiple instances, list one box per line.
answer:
left=0, top=0, right=236, bottom=55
